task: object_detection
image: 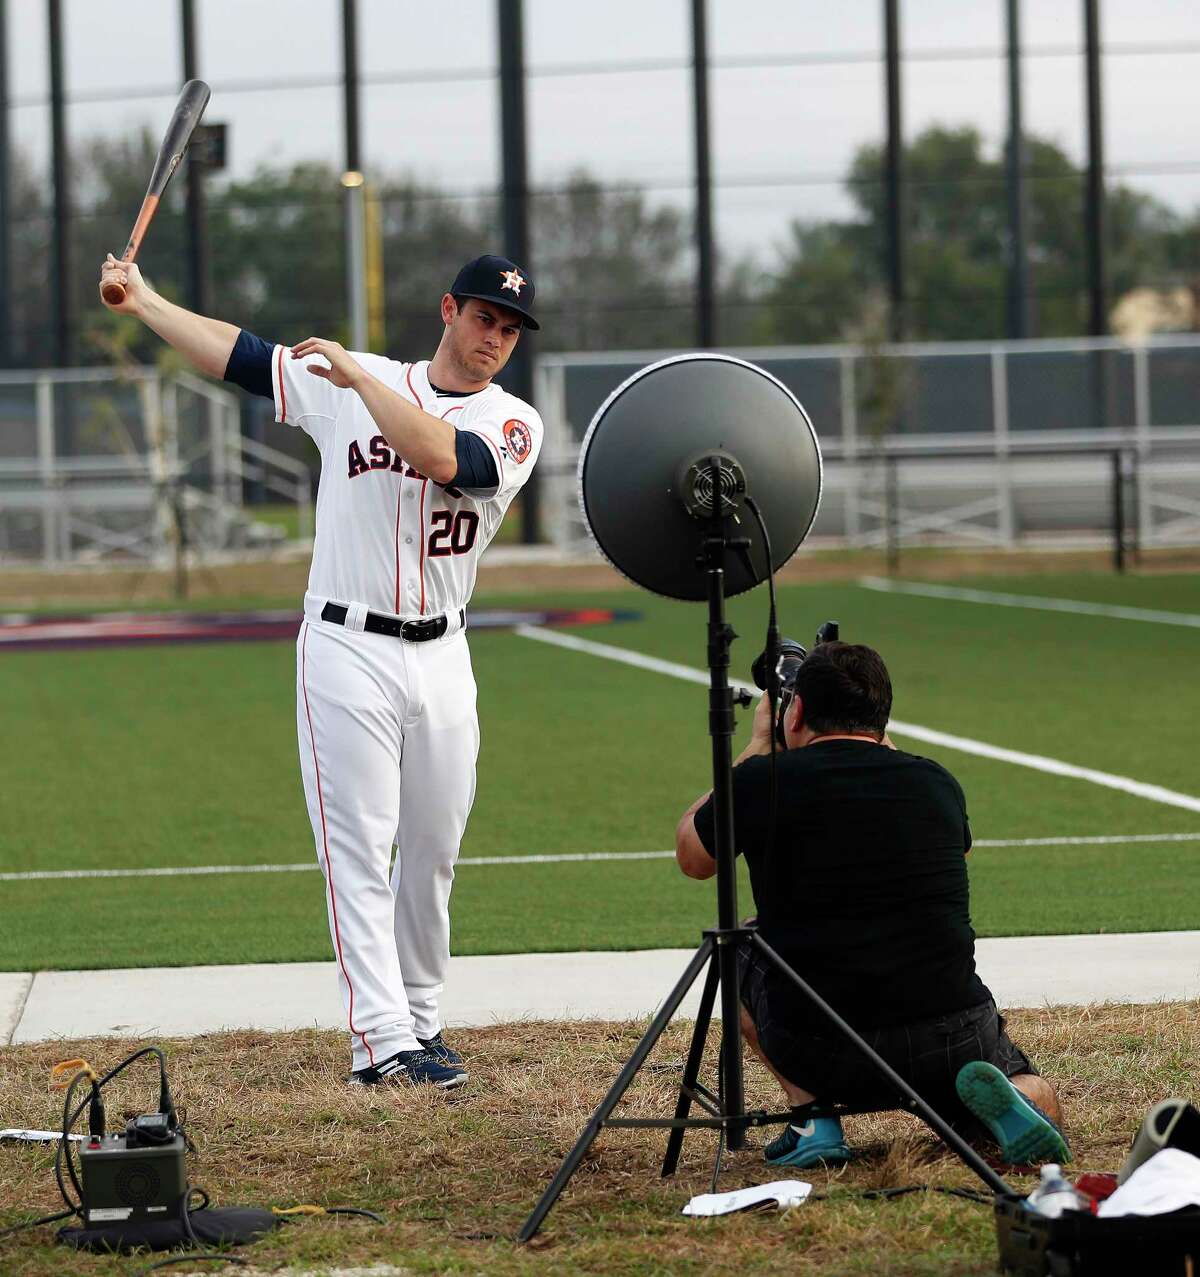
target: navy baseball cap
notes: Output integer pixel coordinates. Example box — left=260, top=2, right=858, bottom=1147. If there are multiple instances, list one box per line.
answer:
left=450, top=254, right=539, bottom=330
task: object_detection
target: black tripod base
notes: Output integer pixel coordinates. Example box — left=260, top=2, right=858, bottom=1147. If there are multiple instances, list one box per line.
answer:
left=520, top=934, right=745, bottom=1241
left=517, top=928, right=1011, bottom=1243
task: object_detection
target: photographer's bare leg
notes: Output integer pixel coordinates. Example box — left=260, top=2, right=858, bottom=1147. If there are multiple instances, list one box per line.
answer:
left=1011, top=1072, right=1064, bottom=1127
left=739, top=1006, right=853, bottom=1167
left=740, top=1006, right=814, bottom=1107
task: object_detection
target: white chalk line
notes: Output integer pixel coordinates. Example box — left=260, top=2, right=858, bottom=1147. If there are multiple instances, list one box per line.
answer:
left=515, top=625, right=1200, bottom=815
left=858, top=576, right=1200, bottom=629
left=1, top=833, right=1197, bottom=883
left=0, top=851, right=675, bottom=882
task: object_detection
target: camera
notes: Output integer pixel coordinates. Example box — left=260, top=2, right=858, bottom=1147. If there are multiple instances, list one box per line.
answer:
left=751, top=620, right=839, bottom=747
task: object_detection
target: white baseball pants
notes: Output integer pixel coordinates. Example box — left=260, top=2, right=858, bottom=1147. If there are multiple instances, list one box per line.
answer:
left=296, top=612, right=479, bottom=1071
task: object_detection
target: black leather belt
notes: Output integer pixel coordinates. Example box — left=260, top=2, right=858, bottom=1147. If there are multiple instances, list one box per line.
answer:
left=321, top=602, right=464, bottom=643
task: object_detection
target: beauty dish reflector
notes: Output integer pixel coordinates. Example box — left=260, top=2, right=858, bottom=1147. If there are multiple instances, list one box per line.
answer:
left=577, top=353, right=823, bottom=600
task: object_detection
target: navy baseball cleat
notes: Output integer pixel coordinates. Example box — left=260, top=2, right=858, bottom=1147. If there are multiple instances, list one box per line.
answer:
left=418, top=1032, right=464, bottom=1069
left=955, top=1061, right=1070, bottom=1165
left=348, top=1048, right=467, bottom=1090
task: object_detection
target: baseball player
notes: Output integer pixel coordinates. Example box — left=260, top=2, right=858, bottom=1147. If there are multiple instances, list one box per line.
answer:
left=99, top=252, right=544, bottom=1090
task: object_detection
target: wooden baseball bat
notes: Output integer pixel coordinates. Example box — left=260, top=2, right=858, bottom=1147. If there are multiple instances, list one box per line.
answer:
left=101, top=79, right=211, bottom=305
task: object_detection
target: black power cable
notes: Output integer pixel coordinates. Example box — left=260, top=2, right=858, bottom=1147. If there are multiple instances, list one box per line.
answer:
left=0, top=1207, right=77, bottom=1240
left=162, top=1188, right=248, bottom=1275
left=325, top=1207, right=386, bottom=1222
left=808, top=1184, right=994, bottom=1205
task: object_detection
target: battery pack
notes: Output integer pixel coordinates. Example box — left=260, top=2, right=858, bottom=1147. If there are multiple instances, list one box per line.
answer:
left=78, top=1132, right=187, bottom=1227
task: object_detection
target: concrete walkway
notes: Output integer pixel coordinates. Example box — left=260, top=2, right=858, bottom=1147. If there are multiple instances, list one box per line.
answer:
left=4, top=931, right=1199, bottom=1046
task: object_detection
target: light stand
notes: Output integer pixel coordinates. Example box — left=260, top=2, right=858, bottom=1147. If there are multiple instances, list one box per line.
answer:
left=519, top=455, right=1011, bottom=1243
left=519, top=487, right=754, bottom=1242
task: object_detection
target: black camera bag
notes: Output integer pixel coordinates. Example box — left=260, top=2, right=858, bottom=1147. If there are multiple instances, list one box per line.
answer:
left=994, top=1192, right=1200, bottom=1276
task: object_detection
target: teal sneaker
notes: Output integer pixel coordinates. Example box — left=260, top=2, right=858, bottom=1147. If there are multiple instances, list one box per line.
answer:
left=764, top=1114, right=851, bottom=1168
left=955, top=1061, right=1071, bottom=1165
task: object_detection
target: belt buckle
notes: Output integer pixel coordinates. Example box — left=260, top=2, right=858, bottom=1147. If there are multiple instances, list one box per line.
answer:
left=400, top=616, right=443, bottom=642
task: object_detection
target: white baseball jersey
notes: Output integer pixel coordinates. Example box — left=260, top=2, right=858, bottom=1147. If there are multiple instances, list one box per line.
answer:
left=275, top=346, right=542, bottom=1073
left=270, top=348, right=543, bottom=618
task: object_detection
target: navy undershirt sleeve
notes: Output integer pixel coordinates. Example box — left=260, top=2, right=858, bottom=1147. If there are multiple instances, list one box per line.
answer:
left=452, top=430, right=499, bottom=490
left=223, top=329, right=275, bottom=400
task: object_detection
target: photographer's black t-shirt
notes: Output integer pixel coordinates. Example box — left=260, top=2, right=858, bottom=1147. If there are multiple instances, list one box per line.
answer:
left=692, top=741, right=987, bottom=1029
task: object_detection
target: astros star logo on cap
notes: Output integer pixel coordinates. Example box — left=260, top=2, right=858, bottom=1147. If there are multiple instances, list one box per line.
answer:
left=500, top=268, right=526, bottom=296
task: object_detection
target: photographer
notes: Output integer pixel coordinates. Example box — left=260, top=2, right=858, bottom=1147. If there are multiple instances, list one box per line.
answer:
left=675, top=641, right=1068, bottom=1169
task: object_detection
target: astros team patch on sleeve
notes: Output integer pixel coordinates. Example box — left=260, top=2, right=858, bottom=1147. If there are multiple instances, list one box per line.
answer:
left=503, top=419, right=533, bottom=464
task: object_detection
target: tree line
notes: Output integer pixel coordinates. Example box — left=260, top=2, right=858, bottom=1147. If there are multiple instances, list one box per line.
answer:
left=15, top=122, right=1200, bottom=369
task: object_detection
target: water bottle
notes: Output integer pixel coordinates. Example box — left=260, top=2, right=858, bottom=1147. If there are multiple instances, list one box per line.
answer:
left=1025, top=1164, right=1090, bottom=1218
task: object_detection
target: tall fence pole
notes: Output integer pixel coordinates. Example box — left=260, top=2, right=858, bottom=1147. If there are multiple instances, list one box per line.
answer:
left=341, top=0, right=368, bottom=352
left=1006, top=0, right=1032, bottom=338
left=883, top=0, right=905, bottom=340
left=48, top=0, right=73, bottom=368
left=691, top=0, right=715, bottom=348
left=1083, top=0, right=1106, bottom=338
left=0, top=0, right=10, bottom=367
left=181, top=0, right=210, bottom=318
left=498, top=0, right=539, bottom=543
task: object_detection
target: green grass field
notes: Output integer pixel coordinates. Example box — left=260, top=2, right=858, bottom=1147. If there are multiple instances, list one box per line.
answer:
left=1, top=571, right=1197, bottom=971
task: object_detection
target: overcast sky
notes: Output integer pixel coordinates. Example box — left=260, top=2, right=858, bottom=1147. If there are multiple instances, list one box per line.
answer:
left=9, top=0, right=1200, bottom=260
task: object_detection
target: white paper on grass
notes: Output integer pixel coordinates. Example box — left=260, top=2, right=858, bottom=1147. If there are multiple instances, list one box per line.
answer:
left=0, top=1129, right=85, bottom=1143
left=683, top=1180, right=812, bottom=1217
left=1098, top=1149, right=1200, bottom=1218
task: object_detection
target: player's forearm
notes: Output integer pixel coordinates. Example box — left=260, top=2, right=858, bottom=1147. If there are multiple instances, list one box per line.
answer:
left=349, top=370, right=458, bottom=484
left=135, top=289, right=240, bottom=380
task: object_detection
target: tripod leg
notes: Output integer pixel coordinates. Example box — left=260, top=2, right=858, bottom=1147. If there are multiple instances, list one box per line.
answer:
left=518, top=939, right=715, bottom=1242
left=716, top=934, right=748, bottom=1150
left=661, top=949, right=721, bottom=1177
left=751, top=933, right=1011, bottom=1195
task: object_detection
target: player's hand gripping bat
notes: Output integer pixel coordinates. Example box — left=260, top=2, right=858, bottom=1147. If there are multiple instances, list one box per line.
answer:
left=100, top=79, right=211, bottom=306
